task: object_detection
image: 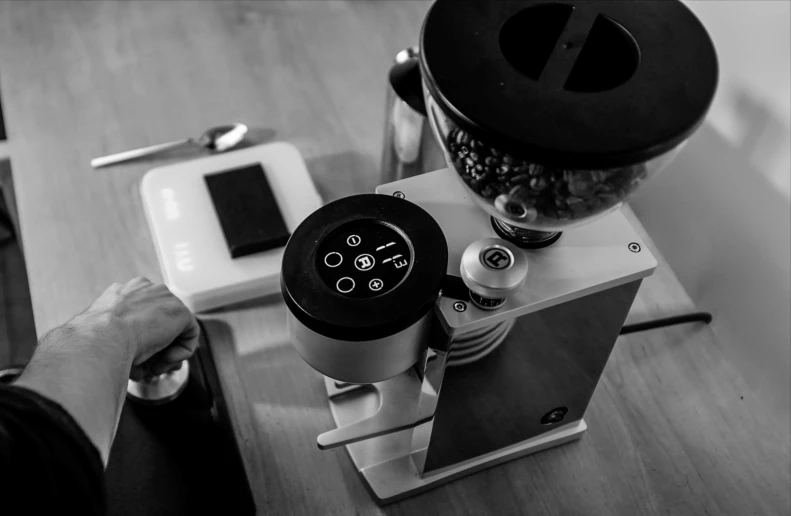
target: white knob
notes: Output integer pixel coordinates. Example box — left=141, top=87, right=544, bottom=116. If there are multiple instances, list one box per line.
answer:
left=460, top=238, right=528, bottom=309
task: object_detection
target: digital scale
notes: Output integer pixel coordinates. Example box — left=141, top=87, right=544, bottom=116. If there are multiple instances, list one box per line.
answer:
left=140, top=142, right=321, bottom=312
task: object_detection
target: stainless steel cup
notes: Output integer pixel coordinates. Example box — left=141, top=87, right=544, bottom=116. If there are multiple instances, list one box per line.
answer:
left=380, top=47, right=446, bottom=185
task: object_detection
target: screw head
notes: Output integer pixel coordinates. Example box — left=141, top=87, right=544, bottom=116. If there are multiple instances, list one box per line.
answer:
left=628, top=242, right=641, bottom=253
left=453, top=301, right=467, bottom=312
left=393, top=191, right=405, bottom=199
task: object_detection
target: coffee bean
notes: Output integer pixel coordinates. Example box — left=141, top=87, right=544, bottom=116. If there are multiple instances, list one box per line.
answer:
left=509, top=185, right=531, bottom=202
left=624, top=178, right=642, bottom=193
left=597, top=183, right=614, bottom=193
left=444, top=127, right=648, bottom=227
left=528, top=164, right=543, bottom=176
left=598, top=193, right=618, bottom=205
left=567, top=197, right=588, bottom=215
left=554, top=181, right=568, bottom=196
left=568, top=179, right=594, bottom=197
left=481, top=185, right=498, bottom=199
left=586, top=196, right=602, bottom=209
left=529, top=177, right=547, bottom=191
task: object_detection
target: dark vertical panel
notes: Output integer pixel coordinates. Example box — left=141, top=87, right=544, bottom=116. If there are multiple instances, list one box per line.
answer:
left=424, top=280, right=642, bottom=472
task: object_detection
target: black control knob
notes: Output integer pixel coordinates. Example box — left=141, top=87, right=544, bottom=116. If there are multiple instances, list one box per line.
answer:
left=281, top=194, right=448, bottom=383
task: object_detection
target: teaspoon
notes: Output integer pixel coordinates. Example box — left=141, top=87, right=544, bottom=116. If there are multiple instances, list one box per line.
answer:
left=91, top=123, right=248, bottom=168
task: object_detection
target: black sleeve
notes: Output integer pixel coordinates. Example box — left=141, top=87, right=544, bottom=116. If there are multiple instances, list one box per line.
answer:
left=0, top=385, right=106, bottom=515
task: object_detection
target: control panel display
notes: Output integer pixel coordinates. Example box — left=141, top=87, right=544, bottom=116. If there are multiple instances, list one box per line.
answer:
left=316, top=220, right=412, bottom=298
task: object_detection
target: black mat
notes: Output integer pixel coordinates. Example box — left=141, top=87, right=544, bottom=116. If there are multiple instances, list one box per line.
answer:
left=105, top=333, right=255, bottom=515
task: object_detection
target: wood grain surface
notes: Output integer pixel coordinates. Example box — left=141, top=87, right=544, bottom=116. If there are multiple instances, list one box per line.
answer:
left=0, top=1, right=788, bottom=515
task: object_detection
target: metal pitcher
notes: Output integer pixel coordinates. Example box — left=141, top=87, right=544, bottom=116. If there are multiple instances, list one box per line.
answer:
left=380, top=47, right=446, bottom=184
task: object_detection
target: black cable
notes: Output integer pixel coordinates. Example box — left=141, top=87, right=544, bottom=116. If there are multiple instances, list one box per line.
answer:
left=619, top=312, right=713, bottom=335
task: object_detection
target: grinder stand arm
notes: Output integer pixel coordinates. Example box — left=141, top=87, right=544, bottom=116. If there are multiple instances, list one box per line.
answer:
left=317, top=347, right=450, bottom=450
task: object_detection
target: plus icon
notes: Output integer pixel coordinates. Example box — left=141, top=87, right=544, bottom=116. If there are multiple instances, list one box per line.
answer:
left=368, top=279, right=383, bottom=292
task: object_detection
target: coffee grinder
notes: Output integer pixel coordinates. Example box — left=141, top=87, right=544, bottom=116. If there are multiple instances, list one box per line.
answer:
left=281, top=0, right=718, bottom=503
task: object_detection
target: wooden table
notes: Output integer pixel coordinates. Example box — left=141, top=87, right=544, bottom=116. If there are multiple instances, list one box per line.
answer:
left=0, top=1, right=788, bottom=514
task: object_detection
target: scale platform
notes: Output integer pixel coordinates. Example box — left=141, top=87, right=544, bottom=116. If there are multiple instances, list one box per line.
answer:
left=140, top=142, right=321, bottom=312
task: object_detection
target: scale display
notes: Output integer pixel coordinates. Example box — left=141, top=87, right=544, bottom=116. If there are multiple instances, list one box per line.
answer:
left=316, top=220, right=412, bottom=299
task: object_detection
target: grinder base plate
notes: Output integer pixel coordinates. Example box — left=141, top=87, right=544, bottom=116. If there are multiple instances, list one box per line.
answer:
left=324, top=374, right=586, bottom=505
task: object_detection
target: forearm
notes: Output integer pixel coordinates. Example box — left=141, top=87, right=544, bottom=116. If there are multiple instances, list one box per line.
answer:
left=14, top=320, right=133, bottom=465
left=9, top=277, right=200, bottom=465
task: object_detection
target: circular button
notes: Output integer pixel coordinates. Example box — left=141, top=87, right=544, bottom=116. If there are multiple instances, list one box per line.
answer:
left=460, top=238, right=528, bottom=301
left=324, top=252, right=343, bottom=268
left=481, top=246, right=513, bottom=270
left=336, top=277, right=355, bottom=294
left=354, top=254, right=375, bottom=271
left=314, top=216, right=416, bottom=300
left=369, top=279, right=384, bottom=292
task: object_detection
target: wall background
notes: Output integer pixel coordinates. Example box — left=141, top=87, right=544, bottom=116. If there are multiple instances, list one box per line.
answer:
left=630, top=0, right=791, bottom=436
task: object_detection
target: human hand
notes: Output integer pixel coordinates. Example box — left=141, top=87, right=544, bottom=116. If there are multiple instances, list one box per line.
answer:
left=68, top=277, right=200, bottom=381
